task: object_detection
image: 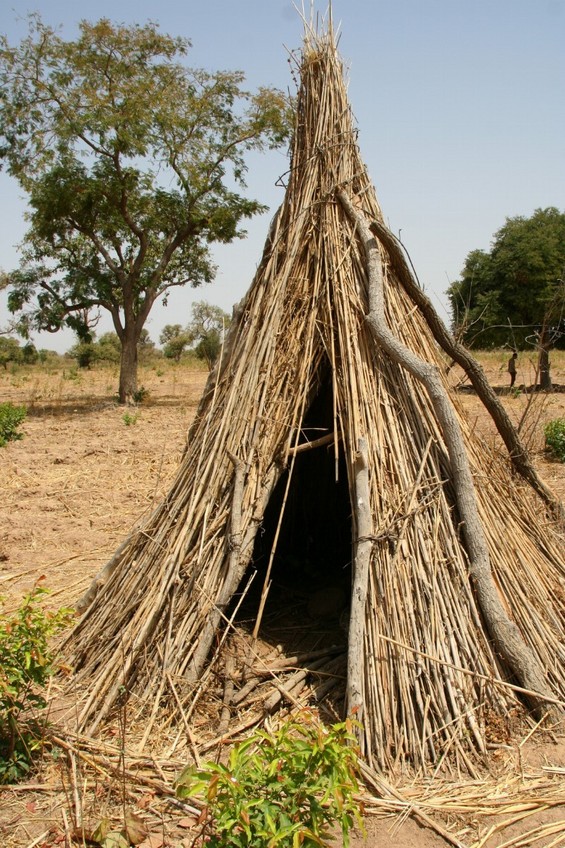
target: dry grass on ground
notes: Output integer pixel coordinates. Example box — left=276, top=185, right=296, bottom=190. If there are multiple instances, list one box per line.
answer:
left=1, top=353, right=564, bottom=848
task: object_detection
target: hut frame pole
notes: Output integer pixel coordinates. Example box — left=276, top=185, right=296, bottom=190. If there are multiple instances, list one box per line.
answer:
left=347, top=437, right=372, bottom=746
left=338, top=190, right=561, bottom=719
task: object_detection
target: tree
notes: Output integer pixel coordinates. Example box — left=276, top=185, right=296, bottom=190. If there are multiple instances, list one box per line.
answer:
left=68, top=341, right=97, bottom=369
left=0, top=337, right=21, bottom=369
left=0, top=17, right=291, bottom=402
left=160, top=324, right=193, bottom=362
left=0, top=274, right=18, bottom=337
left=96, top=332, right=121, bottom=363
left=448, top=208, right=565, bottom=388
left=187, top=301, right=231, bottom=369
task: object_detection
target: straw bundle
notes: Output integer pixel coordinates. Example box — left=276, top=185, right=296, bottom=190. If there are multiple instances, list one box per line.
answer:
left=65, top=25, right=565, bottom=775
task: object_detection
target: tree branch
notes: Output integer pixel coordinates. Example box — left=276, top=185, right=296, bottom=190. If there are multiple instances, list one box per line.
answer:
left=366, top=216, right=564, bottom=523
left=338, top=189, right=561, bottom=720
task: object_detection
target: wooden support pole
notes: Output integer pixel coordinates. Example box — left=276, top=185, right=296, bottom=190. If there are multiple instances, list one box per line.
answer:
left=347, top=437, right=372, bottom=747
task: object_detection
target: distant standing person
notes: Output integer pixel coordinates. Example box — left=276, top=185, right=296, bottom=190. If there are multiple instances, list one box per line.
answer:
left=507, top=352, right=518, bottom=387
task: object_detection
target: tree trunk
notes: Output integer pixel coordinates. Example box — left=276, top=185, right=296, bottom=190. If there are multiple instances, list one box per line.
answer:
left=119, top=327, right=139, bottom=404
left=538, top=327, right=553, bottom=391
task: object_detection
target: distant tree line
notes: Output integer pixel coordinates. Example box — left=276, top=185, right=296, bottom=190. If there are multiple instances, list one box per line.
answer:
left=447, top=207, right=565, bottom=388
left=0, top=336, right=40, bottom=369
left=0, top=299, right=230, bottom=372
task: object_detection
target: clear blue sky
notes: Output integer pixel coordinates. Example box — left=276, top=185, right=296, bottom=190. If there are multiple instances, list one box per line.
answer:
left=1, top=0, right=564, bottom=352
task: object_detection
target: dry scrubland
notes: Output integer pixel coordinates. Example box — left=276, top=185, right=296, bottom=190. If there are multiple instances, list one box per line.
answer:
left=1, top=351, right=565, bottom=848
left=1, top=360, right=208, bottom=610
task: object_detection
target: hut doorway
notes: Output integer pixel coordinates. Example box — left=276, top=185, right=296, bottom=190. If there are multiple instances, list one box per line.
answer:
left=237, top=377, right=353, bottom=659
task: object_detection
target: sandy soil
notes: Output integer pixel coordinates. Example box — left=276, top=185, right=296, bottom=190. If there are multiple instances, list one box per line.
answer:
left=1, top=356, right=564, bottom=847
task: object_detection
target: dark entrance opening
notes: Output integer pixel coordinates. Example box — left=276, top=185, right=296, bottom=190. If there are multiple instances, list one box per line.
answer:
left=236, top=375, right=353, bottom=668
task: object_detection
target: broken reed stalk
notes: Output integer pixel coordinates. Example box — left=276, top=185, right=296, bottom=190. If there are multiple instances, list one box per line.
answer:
left=186, top=452, right=244, bottom=682
left=339, top=188, right=561, bottom=720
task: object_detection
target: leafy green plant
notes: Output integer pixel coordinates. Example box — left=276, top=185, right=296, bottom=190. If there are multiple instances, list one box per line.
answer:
left=122, top=411, right=139, bottom=426
left=132, top=385, right=149, bottom=404
left=175, top=711, right=364, bottom=847
left=0, top=585, right=73, bottom=783
left=0, top=401, right=27, bottom=447
left=544, top=418, right=565, bottom=462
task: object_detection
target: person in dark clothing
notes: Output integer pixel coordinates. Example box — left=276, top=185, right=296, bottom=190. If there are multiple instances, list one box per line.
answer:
left=507, top=352, right=518, bottom=387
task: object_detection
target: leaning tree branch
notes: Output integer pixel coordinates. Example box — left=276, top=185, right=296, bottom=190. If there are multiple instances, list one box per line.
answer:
left=366, top=217, right=564, bottom=523
left=338, top=190, right=561, bottom=720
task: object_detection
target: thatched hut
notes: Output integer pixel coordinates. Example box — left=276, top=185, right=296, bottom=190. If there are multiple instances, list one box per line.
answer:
left=65, top=24, right=564, bottom=776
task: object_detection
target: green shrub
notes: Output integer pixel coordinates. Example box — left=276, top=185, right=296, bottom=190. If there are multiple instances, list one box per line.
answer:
left=175, top=711, right=363, bottom=847
left=0, top=585, right=73, bottom=783
left=0, top=402, right=27, bottom=447
left=544, top=418, right=565, bottom=462
left=133, top=385, right=149, bottom=403
left=122, top=411, right=139, bottom=426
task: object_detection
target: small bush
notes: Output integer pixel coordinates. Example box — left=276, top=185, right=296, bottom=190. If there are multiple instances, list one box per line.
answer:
left=133, top=385, right=149, bottom=403
left=544, top=418, right=565, bottom=462
left=0, top=585, right=73, bottom=783
left=0, top=402, right=27, bottom=447
left=175, top=711, right=363, bottom=848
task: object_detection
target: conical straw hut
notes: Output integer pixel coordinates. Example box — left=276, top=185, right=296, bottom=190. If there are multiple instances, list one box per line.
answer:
left=65, top=23, right=565, bottom=776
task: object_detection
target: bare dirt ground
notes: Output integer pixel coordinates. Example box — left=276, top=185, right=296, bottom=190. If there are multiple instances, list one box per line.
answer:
left=1, top=353, right=565, bottom=848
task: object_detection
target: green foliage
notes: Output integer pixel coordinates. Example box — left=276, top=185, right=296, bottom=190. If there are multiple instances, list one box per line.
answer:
left=160, top=324, right=193, bottom=362
left=0, top=402, right=27, bottom=447
left=175, top=712, right=363, bottom=848
left=37, top=348, right=61, bottom=365
left=188, top=301, right=231, bottom=369
left=0, top=336, right=22, bottom=369
left=62, top=365, right=81, bottom=382
left=132, top=385, right=149, bottom=403
left=137, top=328, right=156, bottom=364
left=0, top=585, right=73, bottom=783
left=544, top=418, right=565, bottom=462
left=68, top=341, right=98, bottom=368
left=159, top=303, right=230, bottom=367
left=96, top=332, right=122, bottom=364
left=0, top=16, right=291, bottom=402
left=68, top=332, right=122, bottom=367
left=448, top=208, right=565, bottom=350
left=122, top=411, right=139, bottom=426
left=194, top=331, right=222, bottom=369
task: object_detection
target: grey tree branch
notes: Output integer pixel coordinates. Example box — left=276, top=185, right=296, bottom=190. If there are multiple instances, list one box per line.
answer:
left=366, top=216, right=563, bottom=523
left=338, top=189, right=561, bottom=720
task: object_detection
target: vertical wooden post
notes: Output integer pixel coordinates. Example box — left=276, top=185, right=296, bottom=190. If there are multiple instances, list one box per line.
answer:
left=347, top=436, right=372, bottom=747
